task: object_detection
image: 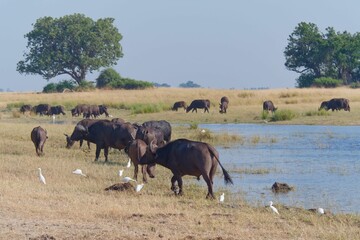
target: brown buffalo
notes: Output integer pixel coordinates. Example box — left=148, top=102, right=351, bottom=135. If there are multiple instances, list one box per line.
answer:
left=48, top=105, right=66, bottom=115
left=172, top=101, right=187, bottom=111
left=32, top=104, right=51, bottom=116
left=31, top=126, right=48, bottom=156
left=219, top=96, right=229, bottom=114
left=127, top=139, right=156, bottom=183
left=20, top=104, right=32, bottom=114
left=140, top=138, right=233, bottom=199
left=319, top=98, right=350, bottom=112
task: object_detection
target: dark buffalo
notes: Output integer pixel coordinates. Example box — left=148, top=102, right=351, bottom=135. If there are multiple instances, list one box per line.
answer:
left=48, top=105, right=66, bottom=115
left=186, top=99, right=210, bottom=113
left=69, top=121, right=136, bottom=162
left=111, top=117, right=125, bottom=124
left=65, top=119, right=110, bottom=149
left=135, top=125, right=166, bottom=147
left=142, top=120, right=172, bottom=142
left=127, top=139, right=156, bottom=183
left=263, top=100, right=277, bottom=113
left=82, top=105, right=110, bottom=118
left=140, top=138, right=233, bottom=199
left=172, top=101, right=187, bottom=111
left=20, top=104, right=32, bottom=114
left=31, top=126, right=48, bottom=156
left=320, top=98, right=350, bottom=112
left=99, top=105, right=110, bottom=117
left=219, top=96, right=229, bottom=114
left=71, top=104, right=89, bottom=117
left=32, top=104, right=51, bottom=116
left=318, top=101, right=329, bottom=111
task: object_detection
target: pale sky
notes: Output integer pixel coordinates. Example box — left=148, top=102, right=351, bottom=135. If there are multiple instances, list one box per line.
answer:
left=1, top=0, right=359, bottom=92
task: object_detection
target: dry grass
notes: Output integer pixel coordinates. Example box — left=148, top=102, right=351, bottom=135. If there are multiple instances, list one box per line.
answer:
left=1, top=88, right=360, bottom=239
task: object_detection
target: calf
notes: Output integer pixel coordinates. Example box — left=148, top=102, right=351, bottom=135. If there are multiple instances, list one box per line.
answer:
left=172, top=101, right=187, bottom=111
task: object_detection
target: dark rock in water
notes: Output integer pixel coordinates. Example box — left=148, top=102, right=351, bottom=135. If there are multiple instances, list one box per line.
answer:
left=271, top=182, right=294, bottom=193
left=104, top=182, right=134, bottom=192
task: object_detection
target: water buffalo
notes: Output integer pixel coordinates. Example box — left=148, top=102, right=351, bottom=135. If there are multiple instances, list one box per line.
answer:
left=318, top=101, right=329, bottom=111
left=127, top=139, right=156, bottom=183
left=32, top=104, right=51, bottom=116
left=263, top=100, right=277, bottom=113
left=31, top=126, right=48, bottom=156
left=172, top=101, right=187, bottom=111
left=142, top=120, right=172, bottom=142
left=219, top=96, right=229, bottom=114
left=20, top=104, right=32, bottom=114
left=186, top=99, right=210, bottom=113
left=82, top=104, right=110, bottom=118
left=140, top=138, right=233, bottom=199
left=319, top=98, right=350, bottom=111
left=69, top=121, right=136, bottom=162
left=48, top=105, right=66, bottom=115
left=71, top=104, right=89, bottom=117
left=111, top=117, right=126, bottom=124
left=65, top=119, right=111, bottom=149
left=135, top=125, right=166, bottom=147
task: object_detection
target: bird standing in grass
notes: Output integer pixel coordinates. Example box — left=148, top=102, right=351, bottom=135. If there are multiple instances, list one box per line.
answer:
left=126, top=158, right=131, bottom=168
left=122, top=177, right=136, bottom=183
left=38, top=168, right=46, bottom=184
left=72, top=169, right=86, bottom=177
left=219, top=193, right=225, bottom=203
left=269, top=201, right=279, bottom=215
left=118, top=169, right=124, bottom=177
left=136, top=183, right=144, bottom=192
left=317, top=207, right=325, bottom=215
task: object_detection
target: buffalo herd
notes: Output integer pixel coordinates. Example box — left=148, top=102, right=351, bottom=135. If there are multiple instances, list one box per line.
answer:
left=26, top=94, right=350, bottom=199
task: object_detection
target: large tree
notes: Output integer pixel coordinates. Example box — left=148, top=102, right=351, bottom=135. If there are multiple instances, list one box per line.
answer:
left=17, top=14, right=123, bottom=85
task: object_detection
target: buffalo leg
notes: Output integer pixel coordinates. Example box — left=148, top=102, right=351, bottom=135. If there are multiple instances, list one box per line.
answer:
left=79, top=139, right=83, bottom=148
left=95, top=145, right=101, bottom=161
left=203, top=174, right=214, bottom=199
left=87, top=141, right=91, bottom=149
left=104, top=147, right=109, bottom=162
left=141, top=165, right=147, bottom=183
left=170, top=176, right=177, bottom=192
left=133, top=163, right=138, bottom=181
left=177, top=176, right=183, bottom=195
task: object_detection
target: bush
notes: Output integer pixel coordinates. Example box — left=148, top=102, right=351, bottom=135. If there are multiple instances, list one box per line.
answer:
left=350, top=82, right=360, bottom=89
left=43, top=80, right=76, bottom=93
left=313, top=77, right=342, bottom=88
left=270, top=109, right=296, bottom=121
left=305, top=109, right=330, bottom=116
left=74, top=81, right=95, bottom=92
left=96, top=68, right=121, bottom=88
left=109, top=78, right=153, bottom=90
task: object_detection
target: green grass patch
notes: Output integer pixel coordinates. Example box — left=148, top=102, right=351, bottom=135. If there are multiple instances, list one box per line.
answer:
left=270, top=109, right=296, bottom=121
left=304, top=109, right=330, bottom=116
left=129, top=103, right=168, bottom=114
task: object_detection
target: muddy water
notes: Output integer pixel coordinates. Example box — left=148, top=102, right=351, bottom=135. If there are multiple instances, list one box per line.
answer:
left=200, top=123, right=360, bottom=213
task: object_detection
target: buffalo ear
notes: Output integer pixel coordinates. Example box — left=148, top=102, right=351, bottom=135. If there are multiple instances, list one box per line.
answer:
left=149, top=139, right=158, bottom=154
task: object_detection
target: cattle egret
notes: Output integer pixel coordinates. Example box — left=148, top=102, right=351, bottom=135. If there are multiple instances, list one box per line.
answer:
left=269, top=201, right=279, bottom=215
left=126, top=158, right=131, bottom=168
left=52, top=114, right=55, bottom=123
left=122, top=176, right=136, bottom=183
left=118, top=169, right=124, bottom=177
left=201, top=129, right=206, bottom=133
left=219, top=193, right=225, bottom=203
left=72, top=169, right=86, bottom=177
left=38, top=168, right=46, bottom=184
left=136, top=183, right=144, bottom=192
left=317, top=207, right=325, bottom=215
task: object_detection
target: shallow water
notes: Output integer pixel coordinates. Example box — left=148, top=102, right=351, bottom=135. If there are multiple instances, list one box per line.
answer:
left=199, top=123, right=360, bottom=214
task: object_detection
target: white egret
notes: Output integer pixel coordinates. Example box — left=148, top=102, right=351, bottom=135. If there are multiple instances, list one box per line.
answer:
left=118, top=169, right=124, bottom=177
left=219, top=193, right=225, bottom=203
left=72, top=169, right=86, bottom=177
left=136, top=183, right=144, bottom=192
left=269, top=201, right=279, bottom=215
left=126, top=158, right=131, bottom=168
left=201, top=129, right=206, bottom=133
left=317, top=207, right=325, bottom=215
left=52, top=114, right=56, bottom=123
left=38, top=168, right=46, bottom=184
left=122, top=177, right=136, bottom=183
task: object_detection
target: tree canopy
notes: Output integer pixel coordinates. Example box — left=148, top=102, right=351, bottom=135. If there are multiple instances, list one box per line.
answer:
left=284, top=22, right=360, bottom=87
left=17, top=14, right=123, bottom=85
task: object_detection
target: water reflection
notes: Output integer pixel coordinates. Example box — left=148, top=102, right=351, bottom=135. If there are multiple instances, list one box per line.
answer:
left=200, top=123, right=360, bottom=214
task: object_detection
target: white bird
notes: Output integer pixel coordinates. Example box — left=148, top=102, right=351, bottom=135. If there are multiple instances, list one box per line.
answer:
left=201, top=129, right=206, bottom=133
left=118, top=169, right=124, bottom=177
left=72, top=169, right=86, bottom=177
left=122, top=177, right=136, bottom=183
left=219, top=193, right=225, bottom=203
left=135, top=183, right=144, bottom=192
left=52, top=114, right=56, bottom=123
left=317, top=207, right=325, bottom=215
left=126, top=158, right=131, bottom=168
left=38, top=168, right=46, bottom=184
left=269, top=201, right=279, bottom=215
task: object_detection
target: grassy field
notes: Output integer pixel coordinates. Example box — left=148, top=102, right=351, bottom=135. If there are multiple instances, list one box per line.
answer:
left=1, top=87, right=360, bottom=239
